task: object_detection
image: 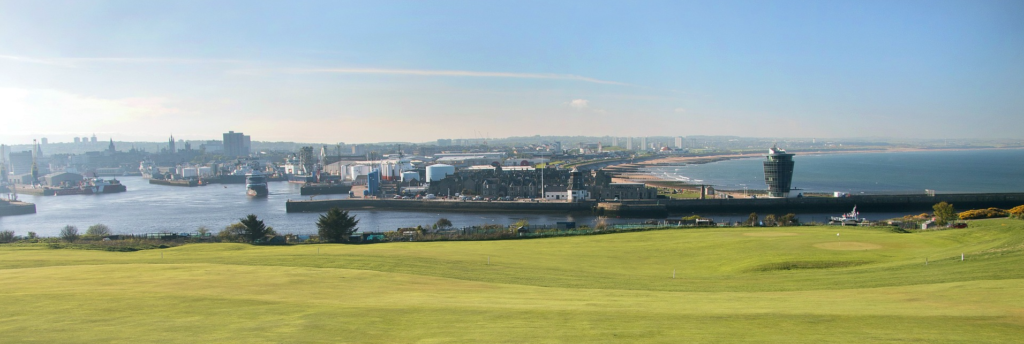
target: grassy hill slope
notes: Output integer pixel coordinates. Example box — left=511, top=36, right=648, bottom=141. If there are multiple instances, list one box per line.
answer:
left=2, top=219, right=1023, bottom=343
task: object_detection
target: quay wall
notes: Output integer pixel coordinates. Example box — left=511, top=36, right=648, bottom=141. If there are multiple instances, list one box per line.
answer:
left=287, top=199, right=593, bottom=213
left=0, top=202, right=36, bottom=217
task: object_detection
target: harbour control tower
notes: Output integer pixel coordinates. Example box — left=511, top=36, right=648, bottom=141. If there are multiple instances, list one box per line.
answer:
left=763, top=144, right=795, bottom=198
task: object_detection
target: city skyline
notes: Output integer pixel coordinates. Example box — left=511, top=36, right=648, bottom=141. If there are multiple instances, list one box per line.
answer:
left=1, top=1, right=1022, bottom=145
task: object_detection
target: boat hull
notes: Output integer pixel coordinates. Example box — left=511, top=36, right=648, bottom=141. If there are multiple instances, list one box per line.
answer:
left=149, top=179, right=201, bottom=187
left=247, top=186, right=269, bottom=197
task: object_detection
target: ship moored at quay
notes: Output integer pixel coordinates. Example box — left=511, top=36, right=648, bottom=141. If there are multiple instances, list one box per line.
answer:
left=12, top=178, right=127, bottom=196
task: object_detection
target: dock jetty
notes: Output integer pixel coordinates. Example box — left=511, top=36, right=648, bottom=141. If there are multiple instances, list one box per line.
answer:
left=0, top=201, right=36, bottom=217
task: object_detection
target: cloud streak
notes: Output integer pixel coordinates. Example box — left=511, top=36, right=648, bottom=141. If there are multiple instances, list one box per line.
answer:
left=0, top=54, right=247, bottom=68
left=0, top=54, right=76, bottom=67
left=1, top=54, right=629, bottom=86
left=292, top=68, right=630, bottom=86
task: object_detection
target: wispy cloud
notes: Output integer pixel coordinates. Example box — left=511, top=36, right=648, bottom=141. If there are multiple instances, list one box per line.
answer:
left=0, top=54, right=76, bottom=67
left=0, top=54, right=247, bottom=68
left=292, top=68, right=630, bottom=86
left=569, top=99, right=589, bottom=109
left=2, top=55, right=632, bottom=86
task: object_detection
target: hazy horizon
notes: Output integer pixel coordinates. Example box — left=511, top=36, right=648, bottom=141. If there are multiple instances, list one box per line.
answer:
left=2, top=1, right=1022, bottom=145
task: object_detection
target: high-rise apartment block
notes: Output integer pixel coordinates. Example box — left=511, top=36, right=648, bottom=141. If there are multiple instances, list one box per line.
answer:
left=223, top=131, right=251, bottom=157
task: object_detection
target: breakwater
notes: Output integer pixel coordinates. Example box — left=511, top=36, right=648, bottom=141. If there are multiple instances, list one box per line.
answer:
left=0, top=201, right=36, bottom=217
left=287, top=192, right=1024, bottom=216
left=666, top=193, right=1024, bottom=214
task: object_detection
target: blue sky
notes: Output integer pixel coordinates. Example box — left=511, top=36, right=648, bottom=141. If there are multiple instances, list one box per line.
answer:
left=1, top=0, right=1021, bottom=144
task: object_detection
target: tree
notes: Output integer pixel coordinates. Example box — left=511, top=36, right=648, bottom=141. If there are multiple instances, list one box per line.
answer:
left=239, top=214, right=274, bottom=243
left=763, top=214, right=778, bottom=227
left=60, top=225, right=80, bottom=242
left=218, top=223, right=247, bottom=242
left=744, top=213, right=760, bottom=226
left=435, top=218, right=453, bottom=230
left=779, top=213, right=799, bottom=226
left=196, top=226, right=210, bottom=237
left=317, top=208, right=360, bottom=243
left=86, top=224, right=111, bottom=237
left=933, top=202, right=956, bottom=226
left=0, top=230, right=14, bottom=243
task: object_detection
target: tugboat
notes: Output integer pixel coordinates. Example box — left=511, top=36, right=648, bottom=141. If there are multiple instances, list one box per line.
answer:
left=830, top=205, right=868, bottom=226
left=246, top=172, right=269, bottom=197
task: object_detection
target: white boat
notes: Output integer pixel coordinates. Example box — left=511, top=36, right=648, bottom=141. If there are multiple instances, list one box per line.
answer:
left=246, top=172, right=269, bottom=197
left=830, top=206, right=868, bottom=226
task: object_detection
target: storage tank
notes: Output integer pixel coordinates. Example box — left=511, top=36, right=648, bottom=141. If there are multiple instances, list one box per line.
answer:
left=334, top=164, right=349, bottom=180
left=349, top=165, right=371, bottom=180
left=401, top=171, right=420, bottom=182
left=425, top=164, right=455, bottom=182
left=180, top=168, right=198, bottom=178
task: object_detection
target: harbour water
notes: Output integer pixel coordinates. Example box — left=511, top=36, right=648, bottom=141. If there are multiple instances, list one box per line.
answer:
left=645, top=148, right=1024, bottom=194
left=3, top=149, right=1022, bottom=237
left=0, top=177, right=605, bottom=237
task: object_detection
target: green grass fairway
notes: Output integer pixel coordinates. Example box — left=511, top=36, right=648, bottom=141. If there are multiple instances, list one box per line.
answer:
left=3, top=219, right=1024, bottom=343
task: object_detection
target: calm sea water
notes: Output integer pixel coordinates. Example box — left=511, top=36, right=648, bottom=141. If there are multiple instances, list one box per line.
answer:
left=645, top=148, right=1024, bottom=194
left=4, top=149, right=1021, bottom=237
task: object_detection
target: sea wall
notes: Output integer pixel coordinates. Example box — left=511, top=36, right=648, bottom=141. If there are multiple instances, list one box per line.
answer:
left=0, top=201, right=37, bottom=217
left=666, top=193, right=1024, bottom=214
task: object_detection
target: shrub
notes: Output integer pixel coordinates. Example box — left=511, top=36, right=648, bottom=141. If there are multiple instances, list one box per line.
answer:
left=0, top=230, right=14, bottom=243
left=60, top=225, right=80, bottom=242
left=958, top=208, right=1009, bottom=220
left=1009, top=205, right=1024, bottom=219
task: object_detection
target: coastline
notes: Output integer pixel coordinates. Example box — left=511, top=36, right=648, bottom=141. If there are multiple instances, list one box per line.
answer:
left=605, top=146, right=1024, bottom=194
